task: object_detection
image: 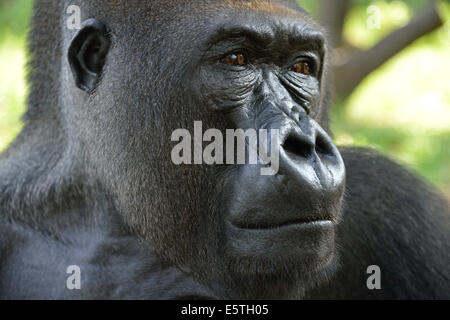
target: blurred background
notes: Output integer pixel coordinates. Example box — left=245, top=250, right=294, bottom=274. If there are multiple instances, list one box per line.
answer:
left=0, top=0, right=449, bottom=198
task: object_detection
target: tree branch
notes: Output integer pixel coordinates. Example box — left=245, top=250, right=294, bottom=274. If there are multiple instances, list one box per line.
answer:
left=334, top=2, right=443, bottom=98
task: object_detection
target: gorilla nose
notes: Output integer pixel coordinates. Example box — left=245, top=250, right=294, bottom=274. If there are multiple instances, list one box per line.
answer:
left=279, top=120, right=345, bottom=193
left=225, top=118, right=345, bottom=232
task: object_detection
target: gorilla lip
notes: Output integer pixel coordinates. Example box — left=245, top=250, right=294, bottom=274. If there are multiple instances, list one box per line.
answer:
left=229, top=215, right=333, bottom=230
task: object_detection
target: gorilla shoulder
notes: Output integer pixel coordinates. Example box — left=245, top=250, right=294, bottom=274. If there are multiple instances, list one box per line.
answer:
left=308, top=146, right=450, bottom=299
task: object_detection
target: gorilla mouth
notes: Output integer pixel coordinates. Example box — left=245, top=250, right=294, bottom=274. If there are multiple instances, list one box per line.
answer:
left=225, top=215, right=335, bottom=262
left=230, top=215, right=332, bottom=230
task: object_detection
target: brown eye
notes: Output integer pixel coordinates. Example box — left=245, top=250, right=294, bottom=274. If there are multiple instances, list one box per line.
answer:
left=289, top=61, right=311, bottom=75
left=221, top=52, right=247, bottom=66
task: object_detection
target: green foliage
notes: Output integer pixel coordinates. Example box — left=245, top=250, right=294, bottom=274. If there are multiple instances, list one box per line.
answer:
left=0, top=0, right=33, bottom=41
left=330, top=1, right=450, bottom=193
left=296, top=0, right=319, bottom=16
left=0, top=0, right=32, bottom=151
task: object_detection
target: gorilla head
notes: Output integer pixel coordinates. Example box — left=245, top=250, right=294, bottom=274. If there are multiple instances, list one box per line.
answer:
left=63, top=0, right=345, bottom=298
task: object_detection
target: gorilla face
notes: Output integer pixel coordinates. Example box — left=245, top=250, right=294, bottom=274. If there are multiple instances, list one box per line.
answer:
left=197, top=10, right=345, bottom=268
left=67, top=1, right=346, bottom=298
left=192, top=7, right=346, bottom=294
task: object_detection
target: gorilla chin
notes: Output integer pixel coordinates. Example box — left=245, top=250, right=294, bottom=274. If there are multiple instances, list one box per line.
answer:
left=226, top=220, right=336, bottom=271
left=217, top=202, right=340, bottom=299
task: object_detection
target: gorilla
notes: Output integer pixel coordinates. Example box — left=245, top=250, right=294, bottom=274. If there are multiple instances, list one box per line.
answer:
left=0, top=0, right=448, bottom=299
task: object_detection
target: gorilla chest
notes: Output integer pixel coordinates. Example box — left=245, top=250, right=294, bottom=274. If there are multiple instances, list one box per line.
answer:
left=1, top=220, right=212, bottom=299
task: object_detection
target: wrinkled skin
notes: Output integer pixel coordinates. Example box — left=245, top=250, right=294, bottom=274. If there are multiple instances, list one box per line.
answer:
left=0, top=0, right=448, bottom=299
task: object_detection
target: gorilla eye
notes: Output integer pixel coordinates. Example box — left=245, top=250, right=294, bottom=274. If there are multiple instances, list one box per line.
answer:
left=289, top=61, right=311, bottom=75
left=220, top=52, right=247, bottom=66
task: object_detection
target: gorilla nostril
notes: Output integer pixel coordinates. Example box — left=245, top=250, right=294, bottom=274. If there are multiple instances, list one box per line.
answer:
left=282, top=134, right=313, bottom=160
left=315, top=134, right=334, bottom=158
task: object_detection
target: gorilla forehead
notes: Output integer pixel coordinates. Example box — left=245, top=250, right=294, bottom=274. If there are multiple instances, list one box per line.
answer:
left=200, top=13, right=325, bottom=53
left=96, top=0, right=317, bottom=37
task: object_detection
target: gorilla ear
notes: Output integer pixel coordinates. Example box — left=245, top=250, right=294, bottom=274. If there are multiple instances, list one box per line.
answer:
left=68, top=19, right=110, bottom=92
